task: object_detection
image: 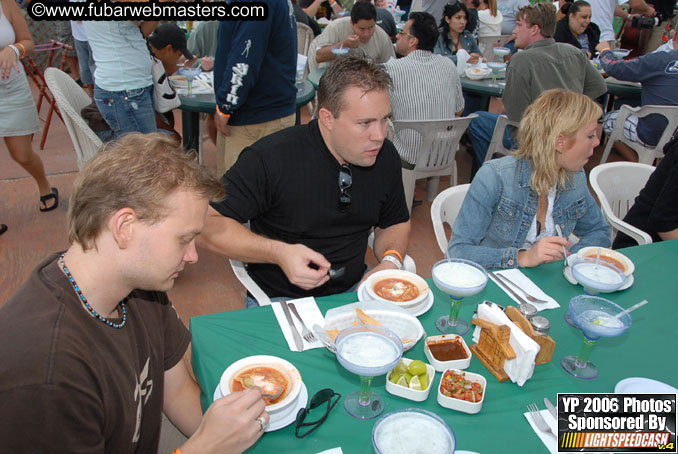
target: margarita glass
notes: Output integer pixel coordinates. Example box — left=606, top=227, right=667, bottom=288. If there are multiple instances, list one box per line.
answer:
left=487, top=62, right=506, bottom=87
left=432, top=258, right=488, bottom=335
left=492, top=46, right=511, bottom=62
left=561, top=295, right=632, bottom=379
left=335, top=325, right=403, bottom=419
left=177, top=67, right=202, bottom=98
left=612, top=48, right=630, bottom=59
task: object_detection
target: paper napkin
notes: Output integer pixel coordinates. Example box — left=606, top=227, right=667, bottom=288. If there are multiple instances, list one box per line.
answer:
left=524, top=408, right=559, bottom=454
left=271, top=297, right=325, bottom=352
left=492, top=268, right=560, bottom=310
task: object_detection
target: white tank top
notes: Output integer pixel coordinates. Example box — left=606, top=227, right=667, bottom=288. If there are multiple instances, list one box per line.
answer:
left=0, top=1, right=24, bottom=83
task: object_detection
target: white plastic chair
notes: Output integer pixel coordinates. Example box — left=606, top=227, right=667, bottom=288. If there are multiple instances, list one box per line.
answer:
left=230, top=231, right=416, bottom=306
left=44, top=67, right=103, bottom=169
left=477, top=35, right=513, bottom=62
left=589, top=162, right=655, bottom=245
left=430, top=184, right=471, bottom=254
left=297, top=22, right=316, bottom=115
left=393, top=115, right=475, bottom=203
left=600, top=104, right=678, bottom=165
left=484, top=114, right=519, bottom=162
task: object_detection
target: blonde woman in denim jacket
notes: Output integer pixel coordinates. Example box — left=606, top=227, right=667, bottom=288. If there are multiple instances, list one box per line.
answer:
left=448, top=89, right=610, bottom=269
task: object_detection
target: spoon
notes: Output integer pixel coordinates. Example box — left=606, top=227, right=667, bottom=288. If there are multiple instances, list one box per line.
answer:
left=235, top=376, right=284, bottom=400
left=554, top=224, right=569, bottom=270
left=328, top=266, right=346, bottom=279
left=615, top=300, right=648, bottom=319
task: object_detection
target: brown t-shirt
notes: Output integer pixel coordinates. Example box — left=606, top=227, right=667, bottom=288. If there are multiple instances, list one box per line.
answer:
left=0, top=253, right=191, bottom=453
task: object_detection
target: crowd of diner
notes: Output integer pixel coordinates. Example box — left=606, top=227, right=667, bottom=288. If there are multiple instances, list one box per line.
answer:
left=1, top=0, right=677, bottom=451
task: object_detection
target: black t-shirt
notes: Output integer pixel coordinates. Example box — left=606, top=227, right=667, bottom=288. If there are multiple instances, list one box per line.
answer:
left=211, top=119, right=410, bottom=298
left=613, top=139, right=678, bottom=249
left=646, top=0, right=676, bottom=22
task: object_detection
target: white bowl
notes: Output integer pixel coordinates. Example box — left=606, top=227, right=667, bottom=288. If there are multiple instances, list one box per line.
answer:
left=437, top=369, right=486, bottom=414
left=576, top=246, right=634, bottom=276
left=464, top=67, right=492, bottom=80
left=424, top=334, right=472, bottom=372
left=219, top=355, right=302, bottom=415
left=364, top=269, right=430, bottom=309
left=386, top=357, right=435, bottom=402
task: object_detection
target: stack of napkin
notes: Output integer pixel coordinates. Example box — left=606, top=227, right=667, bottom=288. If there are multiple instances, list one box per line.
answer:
left=271, top=297, right=325, bottom=352
left=472, top=302, right=540, bottom=386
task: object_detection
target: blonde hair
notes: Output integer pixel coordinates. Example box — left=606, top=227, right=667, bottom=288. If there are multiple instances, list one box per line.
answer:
left=68, top=133, right=225, bottom=249
left=513, top=89, right=602, bottom=196
left=515, top=2, right=557, bottom=38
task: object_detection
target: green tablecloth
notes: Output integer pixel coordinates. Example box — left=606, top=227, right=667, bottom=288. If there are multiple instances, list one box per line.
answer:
left=190, top=240, right=678, bottom=453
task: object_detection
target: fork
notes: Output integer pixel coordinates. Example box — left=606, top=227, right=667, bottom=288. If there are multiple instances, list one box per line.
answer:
left=494, top=273, right=549, bottom=304
left=288, top=303, right=317, bottom=344
left=527, top=403, right=557, bottom=439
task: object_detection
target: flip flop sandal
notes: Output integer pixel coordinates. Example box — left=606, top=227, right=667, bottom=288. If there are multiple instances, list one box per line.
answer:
left=0, top=224, right=7, bottom=236
left=39, top=187, right=59, bottom=212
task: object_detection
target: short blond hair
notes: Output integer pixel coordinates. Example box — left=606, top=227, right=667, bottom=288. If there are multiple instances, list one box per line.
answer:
left=515, top=2, right=557, bottom=38
left=68, top=133, right=225, bottom=249
left=514, top=89, right=602, bottom=196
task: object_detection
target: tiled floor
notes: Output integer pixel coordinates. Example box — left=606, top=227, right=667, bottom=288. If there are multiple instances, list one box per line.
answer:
left=0, top=78, right=625, bottom=323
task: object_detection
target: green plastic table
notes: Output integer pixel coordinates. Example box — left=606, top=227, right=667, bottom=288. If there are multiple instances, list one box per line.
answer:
left=308, top=67, right=327, bottom=89
left=179, top=80, right=316, bottom=152
left=190, top=241, right=678, bottom=453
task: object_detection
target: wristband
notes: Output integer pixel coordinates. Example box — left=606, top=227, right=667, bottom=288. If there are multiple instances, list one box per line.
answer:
left=15, top=42, right=26, bottom=58
left=381, top=254, right=403, bottom=270
left=7, top=44, right=20, bottom=59
left=215, top=105, right=231, bottom=119
left=330, top=0, right=336, bottom=5
left=381, top=249, right=403, bottom=263
left=171, top=449, right=181, bottom=454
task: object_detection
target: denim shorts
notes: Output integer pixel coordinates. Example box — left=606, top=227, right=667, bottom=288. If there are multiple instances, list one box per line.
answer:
left=93, top=85, right=157, bottom=139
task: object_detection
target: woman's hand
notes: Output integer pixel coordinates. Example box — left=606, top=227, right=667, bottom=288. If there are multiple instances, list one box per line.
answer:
left=0, top=46, right=20, bottom=80
left=467, top=53, right=481, bottom=64
left=518, top=236, right=570, bottom=268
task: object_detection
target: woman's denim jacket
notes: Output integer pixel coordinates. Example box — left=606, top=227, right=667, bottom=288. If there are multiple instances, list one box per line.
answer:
left=434, top=30, right=481, bottom=65
left=448, top=156, right=610, bottom=269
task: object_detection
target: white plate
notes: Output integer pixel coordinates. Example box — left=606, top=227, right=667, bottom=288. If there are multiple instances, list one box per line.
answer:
left=564, top=255, right=634, bottom=291
left=213, top=381, right=308, bottom=432
left=615, top=377, right=678, bottom=394
left=357, top=281, right=434, bottom=317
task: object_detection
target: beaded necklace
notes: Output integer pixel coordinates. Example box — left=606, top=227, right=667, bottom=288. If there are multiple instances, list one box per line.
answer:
left=58, top=253, right=127, bottom=329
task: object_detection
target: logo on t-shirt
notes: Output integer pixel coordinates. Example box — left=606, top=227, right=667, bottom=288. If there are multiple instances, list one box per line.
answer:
left=132, top=358, right=154, bottom=443
left=666, top=60, right=678, bottom=74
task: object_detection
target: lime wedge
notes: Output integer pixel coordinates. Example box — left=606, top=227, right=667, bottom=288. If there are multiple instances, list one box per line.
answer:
left=409, top=375, right=423, bottom=390
left=394, top=360, right=408, bottom=375
left=396, top=375, right=409, bottom=387
left=418, top=372, right=428, bottom=389
left=389, top=372, right=402, bottom=384
left=407, top=360, right=427, bottom=376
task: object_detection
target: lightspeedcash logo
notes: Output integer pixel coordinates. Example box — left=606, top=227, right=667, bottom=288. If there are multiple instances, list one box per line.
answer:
left=27, top=0, right=268, bottom=21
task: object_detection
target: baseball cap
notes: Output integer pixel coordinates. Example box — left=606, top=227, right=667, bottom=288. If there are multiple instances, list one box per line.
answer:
left=148, top=23, right=194, bottom=60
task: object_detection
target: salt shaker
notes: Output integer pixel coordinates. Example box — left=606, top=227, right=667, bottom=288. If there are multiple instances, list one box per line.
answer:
left=518, top=303, right=537, bottom=320
left=530, top=316, right=551, bottom=336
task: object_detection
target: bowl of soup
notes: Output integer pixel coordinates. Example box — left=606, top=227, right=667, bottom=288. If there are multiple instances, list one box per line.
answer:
left=219, top=355, right=302, bottom=414
left=576, top=247, right=634, bottom=276
left=365, top=270, right=429, bottom=308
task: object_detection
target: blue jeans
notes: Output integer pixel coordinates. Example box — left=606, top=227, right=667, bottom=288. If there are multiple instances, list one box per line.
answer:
left=93, top=85, right=156, bottom=139
left=73, top=39, right=95, bottom=86
left=468, top=111, right=516, bottom=166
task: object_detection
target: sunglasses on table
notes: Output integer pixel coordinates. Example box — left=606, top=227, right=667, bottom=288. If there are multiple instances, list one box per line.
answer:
left=295, top=388, right=341, bottom=438
left=338, top=164, right=352, bottom=212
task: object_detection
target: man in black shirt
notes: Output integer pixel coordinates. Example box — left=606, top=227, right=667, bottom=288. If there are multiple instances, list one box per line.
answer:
left=200, top=56, right=411, bottom=305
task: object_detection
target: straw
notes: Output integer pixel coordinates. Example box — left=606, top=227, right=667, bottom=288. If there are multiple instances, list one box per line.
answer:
left=615, top=300, right=649, bottom=319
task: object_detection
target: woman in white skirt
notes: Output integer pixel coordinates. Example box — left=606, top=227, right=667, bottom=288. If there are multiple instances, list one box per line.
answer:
left=1, top=0, right=58, bottom=224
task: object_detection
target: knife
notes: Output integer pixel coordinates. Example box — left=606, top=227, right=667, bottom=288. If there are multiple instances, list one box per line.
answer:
left=544, top=397, right=558, bottom=419
left=488, top=271, right=529, bottom=305
left=279, top=300, right=304, bottom=351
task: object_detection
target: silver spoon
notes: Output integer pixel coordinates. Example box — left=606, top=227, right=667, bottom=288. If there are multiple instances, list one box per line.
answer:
left=554, top=224, right=569, bottom=270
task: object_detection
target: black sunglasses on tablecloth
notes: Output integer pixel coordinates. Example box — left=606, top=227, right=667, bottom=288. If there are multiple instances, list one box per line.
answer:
left=338, top=164, right=352, bottom=212
left=295, top=388, right=341, bottom=438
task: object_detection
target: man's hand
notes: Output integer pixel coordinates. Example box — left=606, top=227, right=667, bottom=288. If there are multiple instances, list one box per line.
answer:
left=355, top=258, right=398, bottom=288
left=595, top=41, right=612, bottom=53
left=276, top=243, right=331, bottom=290
left=201, top=56, right=214, bottom=71
left=181, top=387, right=268, bottom=454
left=215, top=112, right=230, bottom=136
left=343, top=35, right=361, bottom=48
left=517, top=236, right=570, bottom=268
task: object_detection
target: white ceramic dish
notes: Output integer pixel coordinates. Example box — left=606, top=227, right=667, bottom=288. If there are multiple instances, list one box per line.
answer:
left=576, top=246, right=635, bottom=276
left=465, top=67, right=492, bottom=80
left=424, top=334, right=472, bottom=372
left=357, top=281, right=434, bottom=317
left=564, top=255, right=634, bottom=291
left=437, top=369, right=486, bottom=414
left=386, top=357, right=435, bottom=402
left=364, top=270, right=430, bottom=309
left=615, top=377, right=678, bottom=394
left=214, top=381, right=308, bottom=432
left=219, top=355, right=302, bottom=415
